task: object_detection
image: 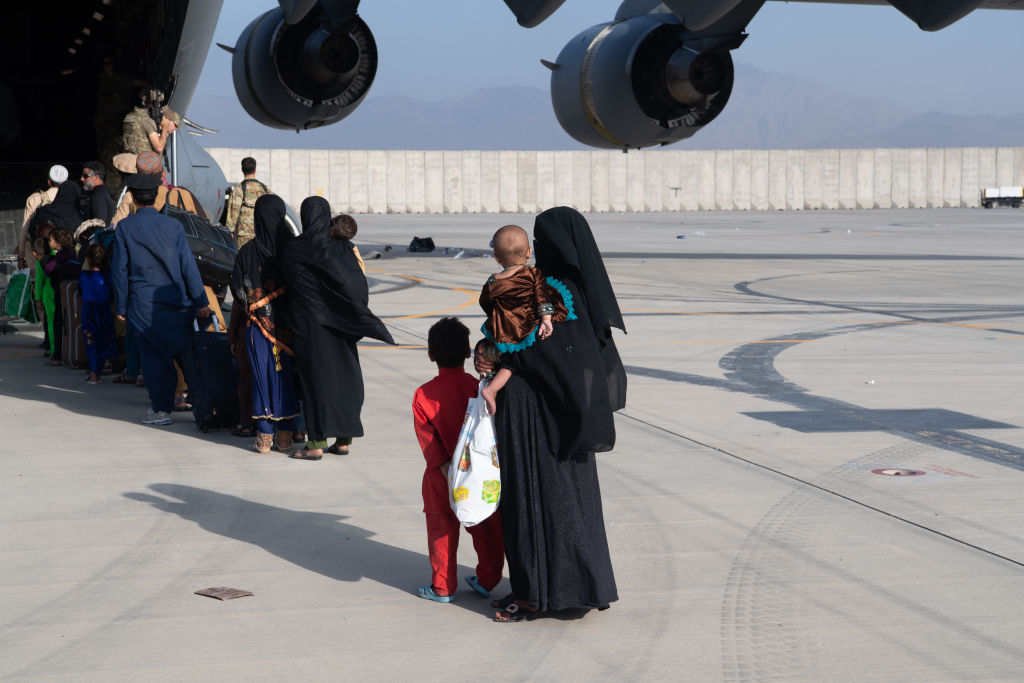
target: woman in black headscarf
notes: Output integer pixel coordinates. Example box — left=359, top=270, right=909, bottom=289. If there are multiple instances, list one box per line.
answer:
left=282, top=196, right=394, bottom=460
left=230, top=194, right=300, bottom=454
left=31, top=181, right=83, bottom=233
left=488, top=206, right=627, bottom=622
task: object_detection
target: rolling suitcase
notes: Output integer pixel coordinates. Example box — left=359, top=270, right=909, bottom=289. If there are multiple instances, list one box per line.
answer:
left=61, top=281, right=87, bottom=369
left=182, top=317, right=239, bottom=432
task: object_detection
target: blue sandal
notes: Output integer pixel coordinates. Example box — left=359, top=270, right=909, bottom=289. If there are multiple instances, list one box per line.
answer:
left=417, top=585, right=454, bottom=603
left=465, top=575, right=490, bottom=598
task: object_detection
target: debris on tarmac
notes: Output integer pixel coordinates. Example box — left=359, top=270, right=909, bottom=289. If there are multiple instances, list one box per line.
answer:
left=195, top=587, right=254, bottom=601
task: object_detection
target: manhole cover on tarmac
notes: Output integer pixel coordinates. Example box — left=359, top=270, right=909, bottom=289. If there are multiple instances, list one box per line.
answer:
left=871, top=468, right=926, bottom=477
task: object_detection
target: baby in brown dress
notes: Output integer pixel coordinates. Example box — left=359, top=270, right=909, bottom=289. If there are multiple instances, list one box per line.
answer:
left=478, top=225, right=568, bottom=414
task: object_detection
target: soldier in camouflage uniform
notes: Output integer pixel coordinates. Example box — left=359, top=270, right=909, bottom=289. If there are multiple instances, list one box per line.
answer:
left=224, top=157, right=270, bottom=248
left=121, top=89, right=177, bottom=156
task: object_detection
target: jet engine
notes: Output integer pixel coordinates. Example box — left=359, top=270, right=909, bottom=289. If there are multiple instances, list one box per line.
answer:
left=549, top=13, right=734, bottom=149
left=231, top=3, right=377, bottom=131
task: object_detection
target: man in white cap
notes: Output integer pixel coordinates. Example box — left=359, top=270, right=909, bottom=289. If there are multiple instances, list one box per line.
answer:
left=14, top=165, right=67, bottom=269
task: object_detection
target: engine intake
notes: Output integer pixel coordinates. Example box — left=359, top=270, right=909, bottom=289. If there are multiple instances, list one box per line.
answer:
left=549, top=14, right=733, bottom=149
left=232, top=3, right=377, bottom=130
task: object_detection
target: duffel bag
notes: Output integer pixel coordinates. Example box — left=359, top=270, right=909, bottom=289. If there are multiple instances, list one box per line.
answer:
left=162, top=195, right=237, bottom=288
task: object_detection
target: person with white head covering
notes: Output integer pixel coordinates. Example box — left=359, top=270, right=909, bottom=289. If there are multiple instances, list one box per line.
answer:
left=13, top=165, right=68, bottom=268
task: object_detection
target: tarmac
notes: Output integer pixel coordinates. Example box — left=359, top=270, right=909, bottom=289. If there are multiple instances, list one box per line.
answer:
left=1, top=208, right=1023, bottom=681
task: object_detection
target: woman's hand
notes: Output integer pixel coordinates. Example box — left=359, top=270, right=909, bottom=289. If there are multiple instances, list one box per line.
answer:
left=474, top=349, right=494, bottom=378
left=538, top=318, right=553, bottom=340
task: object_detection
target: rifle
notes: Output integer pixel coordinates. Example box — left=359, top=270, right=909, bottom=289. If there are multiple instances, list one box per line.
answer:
left=146, top=88, right=163, bottom=131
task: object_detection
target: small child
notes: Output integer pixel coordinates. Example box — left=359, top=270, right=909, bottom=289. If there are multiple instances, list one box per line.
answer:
left=412, top=317, right=504, bottom=603
left=43, top=228, right=81, bottom=365
left=79, top=243, right=116, bottom=384
left=31, top=233, right=56, bottom=357
left=478, top=224, right=568, bottom=414
left=329, top=213, right=365, bottom=273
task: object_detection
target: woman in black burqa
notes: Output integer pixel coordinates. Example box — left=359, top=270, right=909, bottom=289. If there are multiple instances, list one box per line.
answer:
left=282, top=196, right=394, bottom=460
left=490, top=205, right=627, bottom=621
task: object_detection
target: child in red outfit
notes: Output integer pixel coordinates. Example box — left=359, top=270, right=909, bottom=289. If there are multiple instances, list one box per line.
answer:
left=412, top=317, right=504, bottom=602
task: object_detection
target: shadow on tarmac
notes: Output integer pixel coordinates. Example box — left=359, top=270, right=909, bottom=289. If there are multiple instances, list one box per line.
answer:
left=123, top=484, right=499, bottom=616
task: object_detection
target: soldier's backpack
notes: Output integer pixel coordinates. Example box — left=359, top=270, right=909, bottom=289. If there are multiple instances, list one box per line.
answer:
left=232, top=179, right=269, bottom=229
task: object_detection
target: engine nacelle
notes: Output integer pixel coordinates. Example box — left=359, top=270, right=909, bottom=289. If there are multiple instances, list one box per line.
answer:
left=232, top=3, right=377, bottom=131
left=550, top=14, right=733, bottom=149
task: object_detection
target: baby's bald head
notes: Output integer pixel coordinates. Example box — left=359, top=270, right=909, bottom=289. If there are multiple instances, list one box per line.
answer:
left=492, top=225, right=530, bottom=267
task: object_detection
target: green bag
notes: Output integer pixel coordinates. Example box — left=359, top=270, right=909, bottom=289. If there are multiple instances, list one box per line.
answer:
left=2, top=268, right=37, bottom=323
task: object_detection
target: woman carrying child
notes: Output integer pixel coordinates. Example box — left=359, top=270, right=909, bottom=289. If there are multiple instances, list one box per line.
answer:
left=229, top=195, right=301, bottom=454
left=479, top=207, right=627, bottom=622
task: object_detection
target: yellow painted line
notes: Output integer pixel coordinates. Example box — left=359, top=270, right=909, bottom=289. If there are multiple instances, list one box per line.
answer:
left=365, top=268, right=480, bottom=321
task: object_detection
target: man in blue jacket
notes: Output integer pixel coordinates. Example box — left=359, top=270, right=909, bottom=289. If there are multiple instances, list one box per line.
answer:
left=111, top=172, right=210, bottom=425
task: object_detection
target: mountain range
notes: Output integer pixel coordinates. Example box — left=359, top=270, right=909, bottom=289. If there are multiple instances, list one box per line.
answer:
left=189, top=63, right=1024, bottom=151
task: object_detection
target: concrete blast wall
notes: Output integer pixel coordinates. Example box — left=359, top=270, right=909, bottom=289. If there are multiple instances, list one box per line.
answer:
left=206, top=147, right=1024, bottom=214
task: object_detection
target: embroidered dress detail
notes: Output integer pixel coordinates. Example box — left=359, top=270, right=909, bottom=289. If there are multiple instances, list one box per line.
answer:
left=545, top=276, right=578, bottom=321
left=537, top=302, right=554, bottom=317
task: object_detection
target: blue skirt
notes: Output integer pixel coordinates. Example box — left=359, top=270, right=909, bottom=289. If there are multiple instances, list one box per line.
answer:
left=247, top=325, right=300, bottom=423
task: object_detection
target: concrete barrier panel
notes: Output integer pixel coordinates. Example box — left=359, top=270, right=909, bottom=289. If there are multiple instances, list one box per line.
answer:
left=855, top=149, right=873, bottom=210
left=461, top=151, right=481, bottom=213
left=366, top=150, right=387, bottom=214
left=589, top=152, right=610, bottom=213
left=943, top=148, right=962, bottom=208
left=309, top=150, right=330, bottom=208
left=872, top=149, right=892, bottom=209
left=1015, top=147, right=1024, bottom=186
left=499, top=151, right=518, bottom=213
left=291, top=150, right=312, bottom=207
left=535, top=151, right=555, bottom=212
left=480, top=151, right=500, bottom=213
left=626, top=151, right=645, bottom=211
left=715, top=151, right=734, bottom=211
left=605, top=152, right=627, bottom=212
left=960, top=147, right=980, bottom=208
left=820, top=149, right=840, bottom=210
left=730, top=149, right=751, bottom=211
left=573, top=151, right=592, bottom=211
left=386, top=150, right=406, bottom=213
left=517, top=151, right=538, bottom=213
left=442, top=151, right=463, bottom=214
left=749, top=150, right=769, bottom=211
left=553, top=152, right=574, bottom=208
left=996, top=147, right=1014, bottom=185
left=891, top=148, right=909, bottom=209
left=347, top=150, right=369, bottom=213
left=787, top=150, right=805, bottom=210
left=663, top=151, right=683, bottom=211
left=768, top=150, right=787, bottom=210
left=269, top=149, right=293, bottom=209
left=697, top=151, right=716, bottom=211
left=803, top=150, right=823, bottom=210
left=925, top=148, right=944, bottom=208
left=424, top=151, right=444, bottom=214
left=838, top=149, right=857, bottom=210
left=405, top=151, right=426, bottom=213
left=978, top=147, right=997, bottom=190
left=644, top=152, right=663, bottom=211
left=908, top=149, right=927, bottom=208
left=328, top=150, right=350, bottom=213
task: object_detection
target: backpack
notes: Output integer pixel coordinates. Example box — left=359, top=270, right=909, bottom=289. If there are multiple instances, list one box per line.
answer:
left=233, top=179, right=268, bottom=228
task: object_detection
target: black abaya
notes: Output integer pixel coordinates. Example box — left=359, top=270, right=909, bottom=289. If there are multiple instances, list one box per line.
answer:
left=282, top=197, right=393, bottom=442
left=496, top=372, right=618, bottom=612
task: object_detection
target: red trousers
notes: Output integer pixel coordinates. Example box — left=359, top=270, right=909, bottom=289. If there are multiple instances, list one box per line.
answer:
left=425, top=510, right=504, bottom=596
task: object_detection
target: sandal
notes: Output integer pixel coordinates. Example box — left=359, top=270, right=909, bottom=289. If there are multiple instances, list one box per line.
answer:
left=274, top=431, right=294, bottom=452
left=112, top=373, right=137, bottom=384
left=328, top=441, right=350, bottom=455
left=253, top=433, right=274, bottom=454
left=289, top=448, right=323, bottom=461
left=293, top=432, right=306, bottom=443
left=491, top=592, right=516, bottom=609
left=418, top=585, right=454, bottom=603
left=466, top=575, right=490, bottom=598
left=231, top=424, right=255, bottom=438
left=173, top=398, right=192, bottom=412
left=493, top=601, right=537, bottom=623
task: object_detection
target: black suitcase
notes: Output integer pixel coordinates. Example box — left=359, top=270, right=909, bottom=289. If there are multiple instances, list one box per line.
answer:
left=183, top=318, right=239, bottom=432
left=163, top=203, right=238, bottom=288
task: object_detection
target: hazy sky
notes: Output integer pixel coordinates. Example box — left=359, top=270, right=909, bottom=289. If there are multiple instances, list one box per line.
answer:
left=196, top=0, right=1024, bottom=116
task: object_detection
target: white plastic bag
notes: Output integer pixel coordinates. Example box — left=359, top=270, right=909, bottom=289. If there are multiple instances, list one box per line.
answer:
left=448, top=379, right=501, bottom=526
